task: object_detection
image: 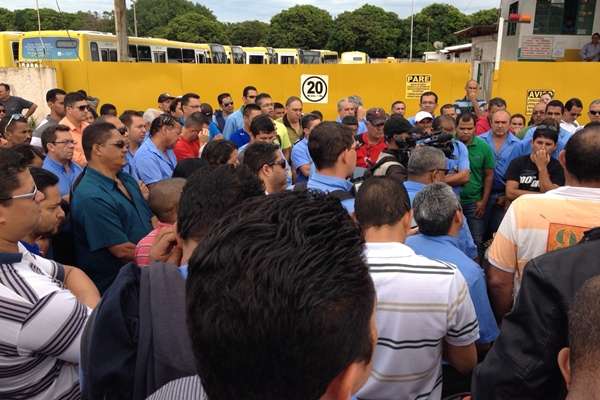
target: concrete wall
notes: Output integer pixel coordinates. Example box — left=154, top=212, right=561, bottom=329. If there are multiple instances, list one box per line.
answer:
left=472, top=35, right=498, bottom=63
left=0, top=66, right=55, bottom=126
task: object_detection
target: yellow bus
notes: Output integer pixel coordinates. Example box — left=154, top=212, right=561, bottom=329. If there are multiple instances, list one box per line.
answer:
left=242, top=46, right=273, bottom=64
left=272, top=48, right=322, bottom=64
left=340, top=51, right=370, bottom=64
left=224, top=45, right=245, bottom=64
left=317, top=50, right=339, bottom=64
left=0, top=32, right=21, bottom=67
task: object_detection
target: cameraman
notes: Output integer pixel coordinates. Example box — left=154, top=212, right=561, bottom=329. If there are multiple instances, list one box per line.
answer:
left=434, top=115, right=471, bottom=195
left=371, top=116, right=412, bottom=182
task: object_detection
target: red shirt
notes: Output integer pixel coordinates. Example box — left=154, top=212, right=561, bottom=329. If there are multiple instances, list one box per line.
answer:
left=173, top=136, right=200, bottom=161
left=476, top=114, right=491, bottom=135
left=356, top=133, right=387, bottom=168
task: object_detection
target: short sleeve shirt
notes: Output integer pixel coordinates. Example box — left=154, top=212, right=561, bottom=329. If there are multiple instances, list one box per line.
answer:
left=447, top=139, right=470, bottom=195
left=42, top=156, right=84, bottom=197
left=291, top=138, right=313, bottom=183
left=479, top=130, right=522, bottom=192
left=133, top=139, right=178, bottom=185
left=173, top=136, right=200, bottom=161
left=59, top=117, right=89, bottom=167
left=356, top=133, right=387, bottom=168
left=460, top=136, right=495, bottom=204
left=1, top=96, right=33, bottom=116
left=506, top=155, right=565, bottom=192
left=274, top=120, right=291, bottom=150
left=230, top=128, right=251, bottom=149
left=71, top=167, right=153, bottom=292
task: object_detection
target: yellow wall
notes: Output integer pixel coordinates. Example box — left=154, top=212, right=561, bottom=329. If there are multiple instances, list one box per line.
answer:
left=53, top=61, right=600, bottom=124
left=54, top=61, right=471, bottom=119
left=492, top=61, right=600, bottom=125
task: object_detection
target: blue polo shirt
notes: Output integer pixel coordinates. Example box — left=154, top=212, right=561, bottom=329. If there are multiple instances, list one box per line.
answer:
left=403, top=180, right=477, bottom=259
left=307, top=172, right=354, bottom=214
left=291, top=138, right=315, bottom=184
left=42, top=155, right=83, bottom=197
left=122, top=149, right=139, bottom=180
left=222, top=108, right=244, bottom=140
left=71, top=167, right=153, bottom=293
left=518, top=126, right=572, bottom=159
left=133, top=138, right=177, bottom=185
left=230, top=128, right=251, bottom=149
left=208, top=121, right=221, bottom=139
left=406, top=234, right=499, bottom=343
left=479, top=130, right=521, bottom=192
left=447, top=139, right=470, bottom=195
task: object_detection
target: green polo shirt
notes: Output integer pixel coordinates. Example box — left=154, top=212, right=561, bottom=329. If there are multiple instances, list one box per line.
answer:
left=71, top=167, right=153, bottom=293
left=460, top=136, right=495, bottom=205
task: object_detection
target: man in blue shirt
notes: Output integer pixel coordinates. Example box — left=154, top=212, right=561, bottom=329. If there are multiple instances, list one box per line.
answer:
left=291, top=113, right=321, bottom=183
left=479, top=110, right=521, bottom=236
left=404, top=146, right=477, bottom=259
left=133, top=114, right=180, bottom=186
left=306, top=121, right=357, bottom=214
left=222, top=86, right=258, bottom=140
left=336, top=97, right=367, bottom=134
left=406, top=182, right=499, bottom=348
left=230, top=104, right=261, bottom=149
left=518, top=100, right=572, bottom=159
left=41, top=124, right=83, bottom=199
left=71, top=122, right=152, bottom=293
left=437, top=115, right=470, bottom=195
left=407, top=91, right=439, bottom=125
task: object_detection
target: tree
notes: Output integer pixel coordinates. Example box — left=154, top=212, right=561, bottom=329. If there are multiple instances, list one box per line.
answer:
left=228, top=21, right=270, bottom=46
left=267, top=5, right=332, bottom=49
left=13, top=8, right=70, bottom=31
left=130, top=0, right=215, bottom=37
left=469, top=8, right=500, bottom=26
left=0, top=8, right=15, bottom=30
left=328, top=5, right=400, bottom=58
left=163, top=12, right=228, bottom=44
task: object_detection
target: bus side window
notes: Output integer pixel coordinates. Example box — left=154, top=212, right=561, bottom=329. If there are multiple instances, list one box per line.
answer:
left=182, top=49, right=195, bottom=63
left=128, top=45, right=138, bottom=61
left=11, top=42, right=18, bottom=61
left=90, top=42, right=100, bottom=62
left=109, top=49, right=117, bottom=62
left=167, top=47, right=182, bottom=63
left=138, top=46, right=152, bottom=62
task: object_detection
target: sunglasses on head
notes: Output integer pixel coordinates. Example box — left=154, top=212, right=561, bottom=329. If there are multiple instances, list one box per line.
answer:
left=5, top=113, right=24, bottom=134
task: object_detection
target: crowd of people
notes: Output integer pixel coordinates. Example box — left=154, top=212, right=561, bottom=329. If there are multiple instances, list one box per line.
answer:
left=0, top=77, right=599, bottom=400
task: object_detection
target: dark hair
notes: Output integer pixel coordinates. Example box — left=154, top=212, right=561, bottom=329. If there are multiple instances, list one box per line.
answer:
left=243, top=103, right=261, bottom=118
left=391, top=100, right=405, bottom=109
left=565, top=98, right=583, bottom=112
left=510, top=113, right=526, bottom=124
left=546, top=100, right=565, bottom=114
left=0, top=83, right=9, bottom=91
left=119, top=110, right=144, bottom=128
left=149, top=114, right=179, bottom=137
left=64, top=92, right=87, bottom=107
left=250, top=114, right=275, bottom=136
left=0, top=149, right=29, bottom=203
left=217, top=92, right=231, bottom=105
left=177, top=165, right=264, bottom=241
left=12, top=144, right=45, bottom=166
left=0, top=115, right=27, bottom=134
left=243, top=86, right=257, bottom=98
left=310, top=110, right=323, bottom=120
left=82, top=122, right=117, bottom=160
left=169, top=98, right=181, bottom=114
left=172, top=158, right=208, bottom=179
left=568, top=275, right=600, bottom=375
left=200, top=103, right=213, bottom=117
left=308, top=122, right=354, bottom=170
left=301, top=113, right=321, bottom=130
left=533, top=118, right=559, bottom=143
left=201, top=140, right=237, bottom=167
left=356, top=176, right=411, bottom=228
left=29, top=167, right=59, bottom=193
left=488, top=97, right=507, bottom=110
left=99, top=103, right=117, bottom=116
left=433, top=115, right=456, bottom=131
left=242, top=142, right=279, bottom=174
left=46, top=88, right=66, bottom=102
left=185, top=112, right=210, bottom=129
left=458, top=112, right=477, bottom=124
left=41, top=124, right=71, bottom=153
left=420, top=91, right=438, bottom=104
left=274, top=102, right=284, bottom=110
left=76, top=89, right=87, bottom=98
left=440, top=103, right=457, bottom=114
left=181, top=93, right=200, bottom=107
left=186, top=190, right=375, bottom=400
left=255, top=93, right=272, bottom=107
left=565, top=123, right=600, bottom=183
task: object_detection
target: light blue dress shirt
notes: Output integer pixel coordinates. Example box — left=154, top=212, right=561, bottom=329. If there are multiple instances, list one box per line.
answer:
left=479, top=130, right=521, bottom=192
left=133, top=138, right=177, bottom=185
left=222, top=108, right=244, bottom=140
left=307, top=172, right=354, bottom=214
left=42, top=155, right=83, bottom=197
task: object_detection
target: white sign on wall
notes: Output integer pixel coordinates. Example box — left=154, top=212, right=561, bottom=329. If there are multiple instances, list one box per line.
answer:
left=300, top=75, right=329, bottom=104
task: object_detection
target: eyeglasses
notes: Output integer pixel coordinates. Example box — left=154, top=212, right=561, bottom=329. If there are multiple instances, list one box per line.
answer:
left=0, top=109, right=5, bottom=114
left=372, top=122, right=385, bottom=128
left=106, top=140, right=128, bottom=149
left=222, top=102, right=234, bottom=107
left=0, top=184, right=38, bottom=202
left=52, top=139, right=77, bottom=145
left=268, top=159, right=287, bottom=169
left=76, top=105, right=89, bottom=112
left=590, top=111, right=600, bottom=116
left=247, top=95, right=257, bottom=99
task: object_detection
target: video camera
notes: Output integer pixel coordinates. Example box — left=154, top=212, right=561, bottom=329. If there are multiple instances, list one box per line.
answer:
left=416, top=132, right=456, bottom=159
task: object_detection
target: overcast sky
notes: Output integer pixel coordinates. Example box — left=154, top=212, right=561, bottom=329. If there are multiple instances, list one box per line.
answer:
left=3, top=0, right=497, bottom=22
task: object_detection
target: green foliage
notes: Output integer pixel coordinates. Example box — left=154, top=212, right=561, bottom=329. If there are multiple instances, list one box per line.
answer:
left=0, top=8, right=15, bottom=31
left=228, top=21, right=270, bottom=46
left=131, top=0, right=214, bottom=37
left=267, top=5, right=332, bottom=49
left=328, top=5, right=401, bottom=58
left=469, top=8, right=500, bottom=26
left=163, top=12, right=228, bottom=44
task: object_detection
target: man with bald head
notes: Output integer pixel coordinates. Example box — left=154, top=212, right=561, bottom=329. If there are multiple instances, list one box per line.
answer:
left=479, top=109, right=521, bottom=238
left=455, top=79, right=486, bottom=117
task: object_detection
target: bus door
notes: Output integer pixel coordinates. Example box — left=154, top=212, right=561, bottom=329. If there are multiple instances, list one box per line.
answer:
left=151, top=46, right=167, bottom=63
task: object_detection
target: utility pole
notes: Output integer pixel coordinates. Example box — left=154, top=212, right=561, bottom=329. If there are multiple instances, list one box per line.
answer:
left=409, top=0, right=414, bottom=62
left=132, top=0, right=138, bottom=37
left=114, top=0, right=128, bottom=62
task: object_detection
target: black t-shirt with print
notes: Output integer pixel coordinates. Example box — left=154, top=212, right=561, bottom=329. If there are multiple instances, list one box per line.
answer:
left=506, top=155, right=565, bottom=192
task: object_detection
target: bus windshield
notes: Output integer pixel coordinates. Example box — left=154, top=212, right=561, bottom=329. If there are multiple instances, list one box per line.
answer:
left=21, top=37, right=79, bottom=60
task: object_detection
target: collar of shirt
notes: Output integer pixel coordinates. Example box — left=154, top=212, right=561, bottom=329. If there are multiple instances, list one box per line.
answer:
left=480, top=130, right=519, bottom=149
left=85, top=166, right=129, bottom=191
left=412, top=234, right=460, bottom=249
left=365, top=241, right=417, bottom=258
left=143, top=139, right=177, bottom=168
left=309, top=172, right=353, bottom=192
left=404, top=180, right=426, bottom=193
left=546, top=186, right=600, bottom=201
left=44, top=154, right=77, bottom=172
left=0, top=249, right=23, bottom=264
left=59, top=116, right=87, bottom=132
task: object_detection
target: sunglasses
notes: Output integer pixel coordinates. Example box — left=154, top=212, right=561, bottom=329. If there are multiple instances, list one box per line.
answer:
left=117, top=126, right=128, bottom=135
left=268, top=159, right=287, bottom=169
left=590, top=111, right=600, bottom=116
left=0, top=109, right=5, bottom=114
left=107, top=140, right=128, bottom=149
left=76, top=105, right=89, bottom=112
left=222, top=102, right=234, bottom=107
left=0, top=183, right=38, bottom=202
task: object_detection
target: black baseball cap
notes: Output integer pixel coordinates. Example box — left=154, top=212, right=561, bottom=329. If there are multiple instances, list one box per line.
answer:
left=158, top=93, right=175, bottom=103
left=384, top=116, right=413, bottom=139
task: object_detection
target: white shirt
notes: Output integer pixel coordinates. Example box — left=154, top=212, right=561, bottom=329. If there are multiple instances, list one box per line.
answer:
left=357, top=242, right=479, bottom=400
left=560, top=120, right=580, bottom=134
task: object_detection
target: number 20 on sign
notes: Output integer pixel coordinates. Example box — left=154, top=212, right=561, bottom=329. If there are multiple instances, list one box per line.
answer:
left=301, top=75, right=329, bottom=104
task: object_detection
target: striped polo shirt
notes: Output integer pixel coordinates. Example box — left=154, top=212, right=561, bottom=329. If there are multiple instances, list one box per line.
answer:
left=487, top=186, right=600, bottom=297
left=356, top=242, right=479, bottom=400
left=0, top=243, right=89, bottom=400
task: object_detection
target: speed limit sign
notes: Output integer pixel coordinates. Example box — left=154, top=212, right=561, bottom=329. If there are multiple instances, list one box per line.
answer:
left=300, top=74, right=329, bottom=104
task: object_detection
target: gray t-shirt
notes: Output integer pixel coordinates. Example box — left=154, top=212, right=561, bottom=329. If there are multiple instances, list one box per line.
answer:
left=1, top=95, right=33, bottom=116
